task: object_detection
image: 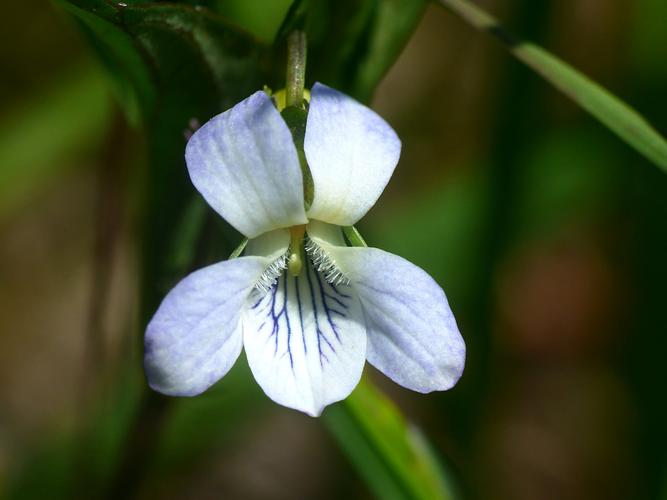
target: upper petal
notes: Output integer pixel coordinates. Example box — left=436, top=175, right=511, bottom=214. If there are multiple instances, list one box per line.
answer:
left=145, top=255, right=274, bottom=397
left=185, top=91, right=308, bottom=238
left=242, top=257, right=366, bottom=416
left=304, top=83, right=401, bottom=226
left=309, top=222, right=465, bottom=393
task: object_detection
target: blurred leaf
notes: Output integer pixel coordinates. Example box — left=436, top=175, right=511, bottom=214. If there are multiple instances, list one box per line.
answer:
left=347, top=0, right=427, bottom=102
left=275, top=0, right=310, bottom=39
left=326, top=378, right=456, bottom=500
left=304, top=0, right=426, bottom=102
left=0, top=63, right=111, bottom=219
left=438, top=0, right=667, bottom=172
left=164, top=197, right=209, bottom=275
left=57, top=0, right=271, bottom=124
left=56, top=1, right=154, bottom=125
left=213, top=0, right=294, bottom=42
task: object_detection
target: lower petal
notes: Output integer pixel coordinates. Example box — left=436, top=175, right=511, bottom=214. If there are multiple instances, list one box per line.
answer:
left=144, top=256, right=272, bottom=397
left=309, top=222, right=465, bottom=393
left=242, top=258, right=366, bottom=416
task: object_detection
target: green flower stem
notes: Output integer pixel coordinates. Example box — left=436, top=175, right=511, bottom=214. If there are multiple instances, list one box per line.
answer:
left=436, top=0, right=667, bottom=172
left=285, top=30, right=307, bottom=109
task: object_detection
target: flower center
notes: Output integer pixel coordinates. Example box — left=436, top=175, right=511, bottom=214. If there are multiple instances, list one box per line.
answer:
left=287, top=224, right=307, bottom=277
left=254, top=227, right=350, bottom=294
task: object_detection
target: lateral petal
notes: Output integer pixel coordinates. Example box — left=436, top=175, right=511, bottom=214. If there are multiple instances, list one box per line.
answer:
left=186, top=91, right=308, bottom=238
left=145, top=255, right=274, bottom=397
left=309, top=222, right=465, bottom=393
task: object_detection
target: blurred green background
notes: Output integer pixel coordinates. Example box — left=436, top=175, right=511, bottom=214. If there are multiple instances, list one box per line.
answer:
left=1, top=0, right=666, bottom=499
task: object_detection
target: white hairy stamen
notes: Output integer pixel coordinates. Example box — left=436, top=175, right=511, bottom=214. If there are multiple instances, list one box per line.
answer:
left=255, top=253, right=288, bottom=294
left=304, top=237, right=351, bottom=286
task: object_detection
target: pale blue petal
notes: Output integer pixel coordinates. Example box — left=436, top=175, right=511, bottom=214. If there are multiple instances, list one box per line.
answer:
left=186, top=91, right=308, bottom=238
left=357, top=251, right=465, bottom=392
left=304, top=82, right=401, bottom=226
left=145, top=256, right=273, bottom=396
left=309, top=222, right=465, bottom=392
left=242, top=258, right=366, bottom=416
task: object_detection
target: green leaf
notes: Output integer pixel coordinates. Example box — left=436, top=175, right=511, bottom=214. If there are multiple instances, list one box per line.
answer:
left=275, top=0, right=310, bottom=40
left=213, top=0, right=294, bottom=42
left=325, top=379, right=456, bottom=500
left=303, top=0, right=426, bottom=102
left=57, top=0, right=274, bottom=126
left=56, top=0, right=155, bottom=125
left=437, top=0, right=667, bottom=172
left=347, top=0, right=427, bottom=102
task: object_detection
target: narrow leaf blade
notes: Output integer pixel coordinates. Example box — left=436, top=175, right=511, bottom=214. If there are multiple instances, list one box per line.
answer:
left=325, top=379, right=454, bottom=500
left=438, top=0, right=667, bottom=172
left=516, top=43, right=667, bottom=171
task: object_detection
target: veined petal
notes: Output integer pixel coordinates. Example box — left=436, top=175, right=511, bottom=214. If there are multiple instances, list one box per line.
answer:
left=242, top=257, right=366, bottom=416
left=186, top=91, right=308, bottom=238
left=145, top=254, right=279, bottom=397
left=304, top=83, right=401, bottom=226
left=308, top=221, right=465, bottom=393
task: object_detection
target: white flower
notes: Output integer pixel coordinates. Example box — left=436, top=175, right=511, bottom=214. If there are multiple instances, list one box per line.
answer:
left=144, top=83, right=466, bottom=416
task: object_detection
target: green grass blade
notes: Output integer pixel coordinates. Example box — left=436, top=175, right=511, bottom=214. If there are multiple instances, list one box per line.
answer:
left=325, top=378, right=455, bottom=500
left=437, top=0, right=667, bottom=172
